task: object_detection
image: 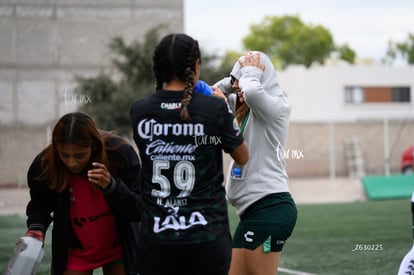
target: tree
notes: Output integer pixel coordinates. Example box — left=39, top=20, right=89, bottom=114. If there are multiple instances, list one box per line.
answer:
left=76, top=28, right=163, bottom=136
left=384, top=33, right=414, bottom=65
left=242, top=15, right=355, bottom=68
left=201, top=50, right=239, bottom=83
left=336, top=44, right=356, bottom=64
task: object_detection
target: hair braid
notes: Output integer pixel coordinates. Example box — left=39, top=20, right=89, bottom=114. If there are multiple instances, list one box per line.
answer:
left=152, top=33, right=201, bottom=121
left=180, top=41, right=198, bottom=122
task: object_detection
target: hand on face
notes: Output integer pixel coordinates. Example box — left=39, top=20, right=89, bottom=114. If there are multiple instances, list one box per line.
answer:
left=88, top=162, right=112, bottom=190
left=238, top=52, right=265, bottom=71
left=233, top=52, right=265, bottom=103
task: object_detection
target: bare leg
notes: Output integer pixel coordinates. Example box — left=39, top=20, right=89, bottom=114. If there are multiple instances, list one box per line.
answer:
left=229, top=245, right=281, bottom=275
left=229, top=248, right=247, bottom=275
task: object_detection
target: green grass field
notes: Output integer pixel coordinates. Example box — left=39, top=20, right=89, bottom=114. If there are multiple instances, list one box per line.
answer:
left=0, top=199, right=411, bottom=275
left=278, top=199, right=411, bottom=275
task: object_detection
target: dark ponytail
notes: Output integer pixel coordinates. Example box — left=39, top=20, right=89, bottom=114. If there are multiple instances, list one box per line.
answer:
left=152, top=33, right=201, bottom=122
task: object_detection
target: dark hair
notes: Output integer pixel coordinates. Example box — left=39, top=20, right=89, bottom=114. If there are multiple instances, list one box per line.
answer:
left=152, top=33, right=201, bottom=121
left=235, top=99, right=250, bottom=129
left=38, top=112, right=111, bottom=192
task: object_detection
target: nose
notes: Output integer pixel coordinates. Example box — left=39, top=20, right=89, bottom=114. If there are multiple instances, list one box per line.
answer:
left=232, top=80, right=239, bottom=89
left=67, top=158, right=79, bottom=169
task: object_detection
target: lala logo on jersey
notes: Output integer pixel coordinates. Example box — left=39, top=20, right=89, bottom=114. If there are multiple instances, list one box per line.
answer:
left=153, top=206, right=208, bottom=233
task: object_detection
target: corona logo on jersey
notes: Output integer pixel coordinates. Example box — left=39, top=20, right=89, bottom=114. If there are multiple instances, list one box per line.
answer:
left=136, top=118, right=210, bottom=234
left=137, top=118, right=205, bottom=141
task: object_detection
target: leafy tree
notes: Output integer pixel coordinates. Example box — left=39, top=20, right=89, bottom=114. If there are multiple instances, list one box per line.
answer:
left=336, top=44, right=356, bottom=64
left=200, top=50, right=237, bottom=84
left=384, top=33, right=414, bottom=65
left=75, top=28, right=164, bottom=136
left=242, top=15, right=355, bottom=68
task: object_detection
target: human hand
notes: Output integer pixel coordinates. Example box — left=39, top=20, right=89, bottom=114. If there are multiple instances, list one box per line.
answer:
left=88, top=162, right=111, bottom=190
left=239, top=52, right=265, bottom=71
left=212, top=86, right=227, bottom=101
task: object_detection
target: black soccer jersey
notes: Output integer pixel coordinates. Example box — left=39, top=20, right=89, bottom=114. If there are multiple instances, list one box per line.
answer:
left=130, top=90, right=244, bottom=244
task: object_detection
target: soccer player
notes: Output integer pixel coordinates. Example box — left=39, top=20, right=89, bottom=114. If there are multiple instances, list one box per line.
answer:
left=398, top=192, right=414, bottom=275
left=215, top=52, right=297, bottom=275
left=130, top=33, right=249, bottom=275
left=25, top=112, right=141, bottom=275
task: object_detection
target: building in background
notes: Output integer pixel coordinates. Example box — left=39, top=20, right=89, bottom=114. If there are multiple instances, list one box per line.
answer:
left=0, top=0, right=183, bottom=185
left=1, top=1, right=413, bottom=184
left=278, top=63, right=414, bottom=178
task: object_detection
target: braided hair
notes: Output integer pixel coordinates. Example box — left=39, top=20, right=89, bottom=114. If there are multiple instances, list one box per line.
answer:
left=152, top=33, right=201, bottom=122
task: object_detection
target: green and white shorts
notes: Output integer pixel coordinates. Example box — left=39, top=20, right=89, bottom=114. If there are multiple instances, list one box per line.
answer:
left=232, top=192, right=297, bottom=252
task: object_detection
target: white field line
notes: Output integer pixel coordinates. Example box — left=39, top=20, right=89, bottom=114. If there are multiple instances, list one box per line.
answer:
left=278, top=267, right=317, bottom=275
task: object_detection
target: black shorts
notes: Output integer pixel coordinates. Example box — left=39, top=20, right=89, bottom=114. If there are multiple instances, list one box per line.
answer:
left=232, top=192, right=297, bottom=252
left=138, top=233, right=231, bottom=275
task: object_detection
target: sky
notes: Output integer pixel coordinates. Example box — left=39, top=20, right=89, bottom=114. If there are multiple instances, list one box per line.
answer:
left=184, top=0, right=414, bottom=63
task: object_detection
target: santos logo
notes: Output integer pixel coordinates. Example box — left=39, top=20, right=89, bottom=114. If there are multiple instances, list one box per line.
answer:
left=137, top=119, right=205, bottom=141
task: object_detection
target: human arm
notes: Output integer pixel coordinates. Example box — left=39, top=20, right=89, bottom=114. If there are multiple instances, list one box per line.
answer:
left=213, top=77, right=234, bottom=96
left=25, top=153, right=55, bottom=242
left=194, top=79, right=227, bottom=101
left=101, top=140, right=142, bottom=222
left=212, top=86, right=227, bottom=101
left=194, top=80, right=213, bottom=95
left=230, top=141, right=249, bottom=165
left=238, top=52, right=289, bottom=120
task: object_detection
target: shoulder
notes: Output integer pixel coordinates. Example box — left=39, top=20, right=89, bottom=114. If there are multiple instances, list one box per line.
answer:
left=131, top=93, right=158, bottom=109
left=102, top=131, right=138, bottom=160
left=103, top=131, right=130, bottom=150
left=130, top=98, right=146, bottom=114
left=130, top=93, right=150, bottom=109
left=191, top=93, right=228, bottom=111
left=27, top=149, right=50, bottom=183
left=131, top=97, right=147, bottom=108
left=28, top=152, right=43, bottom=175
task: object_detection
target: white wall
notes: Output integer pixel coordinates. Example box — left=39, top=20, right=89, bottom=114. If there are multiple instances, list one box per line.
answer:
left=278, top=64, right=414, bottom=122
left=0, top=0, right=184, bottom=185
left=0, top=0, right=184, bottom=126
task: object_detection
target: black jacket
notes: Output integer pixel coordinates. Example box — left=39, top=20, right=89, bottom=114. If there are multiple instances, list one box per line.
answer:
left=26, top=135, right=142, bottom=275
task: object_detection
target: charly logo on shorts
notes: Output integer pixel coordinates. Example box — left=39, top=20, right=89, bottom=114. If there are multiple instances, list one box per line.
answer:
left=244, top=231, right=254, bottom=242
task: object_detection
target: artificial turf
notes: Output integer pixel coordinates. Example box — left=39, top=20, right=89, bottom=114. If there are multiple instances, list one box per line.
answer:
left=0, top=199, right=411, bottom=275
